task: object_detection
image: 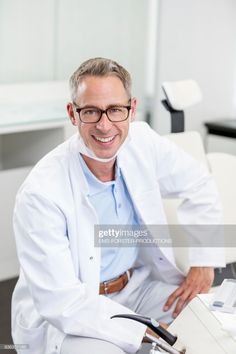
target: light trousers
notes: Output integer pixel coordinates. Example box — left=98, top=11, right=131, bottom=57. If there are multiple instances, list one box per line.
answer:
left=60, top=266, right=178, bottom=354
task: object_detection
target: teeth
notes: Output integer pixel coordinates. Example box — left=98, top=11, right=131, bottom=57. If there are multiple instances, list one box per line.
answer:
left=95, top=136, right=114, bottom=142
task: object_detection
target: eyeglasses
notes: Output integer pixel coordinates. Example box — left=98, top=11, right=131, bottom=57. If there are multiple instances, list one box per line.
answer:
left=73, top=103, right=132, bottom=124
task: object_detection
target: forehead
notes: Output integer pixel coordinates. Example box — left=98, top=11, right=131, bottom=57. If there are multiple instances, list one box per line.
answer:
left=75, top=76, right=128, bottom=105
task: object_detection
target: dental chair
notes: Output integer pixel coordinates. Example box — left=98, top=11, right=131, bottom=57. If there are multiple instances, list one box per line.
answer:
left=161, top=80, right=202, bottom=133
left=163, top=131, right=236, bottom=280
left=160, top=79, right=236, bottom=282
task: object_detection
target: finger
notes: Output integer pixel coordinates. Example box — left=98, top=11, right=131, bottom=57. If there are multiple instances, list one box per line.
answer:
left=199, top=283, right=212, bottom=293
left=172, top=290, right=192, bottom=318
left=163, top=286, right=185, bottom=311
left=172, top=285, right=202, bottom=318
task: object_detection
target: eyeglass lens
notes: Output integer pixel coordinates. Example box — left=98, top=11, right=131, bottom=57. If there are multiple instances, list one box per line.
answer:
left=79, top=106, right=130, bottom=123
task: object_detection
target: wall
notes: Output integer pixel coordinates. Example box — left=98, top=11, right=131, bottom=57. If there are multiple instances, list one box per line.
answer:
left=153, top=0, right=236, bottom=154
left=0, top=0, right=148, bottom=114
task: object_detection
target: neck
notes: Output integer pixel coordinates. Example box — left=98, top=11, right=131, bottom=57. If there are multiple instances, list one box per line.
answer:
left=81, top=154, right=116, bottom=182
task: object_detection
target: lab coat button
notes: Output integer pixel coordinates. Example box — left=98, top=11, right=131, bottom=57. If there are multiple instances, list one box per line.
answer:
left=89, top=256, right=94, bottom=260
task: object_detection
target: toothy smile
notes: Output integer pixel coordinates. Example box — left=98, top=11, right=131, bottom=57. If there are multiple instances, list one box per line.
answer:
left=94, top=136, right=115, bottom=143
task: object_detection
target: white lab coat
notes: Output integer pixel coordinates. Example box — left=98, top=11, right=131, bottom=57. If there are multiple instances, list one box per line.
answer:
left=12, top=122, right=225, bottom=354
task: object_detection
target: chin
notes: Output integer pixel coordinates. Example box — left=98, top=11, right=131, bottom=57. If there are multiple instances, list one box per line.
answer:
left=95, top=153, right=116, bottom=160
left=92, top=147, right=118, bottom=159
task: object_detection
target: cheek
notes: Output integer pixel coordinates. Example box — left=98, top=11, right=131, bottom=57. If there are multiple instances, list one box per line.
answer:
left=79, top=125, right=91, bottom=140
left=120, top=123, right=130, bottom=136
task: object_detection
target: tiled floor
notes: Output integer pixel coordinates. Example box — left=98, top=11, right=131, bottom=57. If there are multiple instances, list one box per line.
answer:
left=0, top=277, right=18, bottom=353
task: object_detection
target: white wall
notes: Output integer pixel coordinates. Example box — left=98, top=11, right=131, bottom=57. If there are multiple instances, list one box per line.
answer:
left=0, top=0, right=56, bottom=82
left=0, top=0, right=148, bottom=113
left=154, top=0, right=236, bottom=154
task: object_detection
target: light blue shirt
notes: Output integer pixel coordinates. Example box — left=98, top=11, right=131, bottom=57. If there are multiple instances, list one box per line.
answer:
left=79, top=154, right=139, bottom=282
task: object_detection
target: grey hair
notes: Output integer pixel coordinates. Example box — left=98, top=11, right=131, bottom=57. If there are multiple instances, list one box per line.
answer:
left=69, top=57, right=132, bottom=102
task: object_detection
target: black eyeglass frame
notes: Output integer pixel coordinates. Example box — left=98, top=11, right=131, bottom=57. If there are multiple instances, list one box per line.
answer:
left=72, top=102, right=132, bottom=124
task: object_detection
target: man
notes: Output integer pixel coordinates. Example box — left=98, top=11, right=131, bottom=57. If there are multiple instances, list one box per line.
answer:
left=12, top=58, right=225, bottom=354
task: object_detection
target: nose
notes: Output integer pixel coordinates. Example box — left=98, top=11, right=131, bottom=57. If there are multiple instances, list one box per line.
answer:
left=95, top=112, right=113, bottom=131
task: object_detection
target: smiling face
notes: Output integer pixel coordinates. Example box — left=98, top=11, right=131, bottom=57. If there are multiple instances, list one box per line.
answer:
left=67, top=75, right=136, bottom=160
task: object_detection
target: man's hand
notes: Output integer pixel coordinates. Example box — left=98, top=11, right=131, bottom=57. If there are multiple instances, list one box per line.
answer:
left=163, top=267, right=214, bottom=318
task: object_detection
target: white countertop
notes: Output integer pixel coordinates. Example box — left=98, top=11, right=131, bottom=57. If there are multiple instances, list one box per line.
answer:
left=0, top=81, right=69, bottom=134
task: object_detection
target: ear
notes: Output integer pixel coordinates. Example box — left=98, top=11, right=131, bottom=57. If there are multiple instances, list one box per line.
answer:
left=67, top=102, right=77, bottom=126
left=130, top=97, right=137, bottom=122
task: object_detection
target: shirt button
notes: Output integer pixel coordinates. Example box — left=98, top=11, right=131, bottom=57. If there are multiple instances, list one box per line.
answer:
left=159, top=257, right=163, bottom=261
left=89, top=256, right=94, bottom=260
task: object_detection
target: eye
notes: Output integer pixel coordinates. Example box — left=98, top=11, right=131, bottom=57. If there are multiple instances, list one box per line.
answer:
left=82, top=108, right=99, bottom=116
left=108, top=107, right=123, bottom=113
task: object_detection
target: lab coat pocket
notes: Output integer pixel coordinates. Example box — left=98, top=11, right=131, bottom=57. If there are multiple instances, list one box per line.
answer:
left=16, top=314, right=47, bottom=354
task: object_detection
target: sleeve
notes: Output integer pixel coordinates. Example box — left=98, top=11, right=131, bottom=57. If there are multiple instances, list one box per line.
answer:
left=153, top=133, right=225, bottom=267
left=13, top=190, right=146, bottom=353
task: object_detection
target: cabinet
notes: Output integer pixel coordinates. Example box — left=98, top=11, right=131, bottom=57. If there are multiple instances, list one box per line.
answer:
left=0, top=81, right=71, bottom=280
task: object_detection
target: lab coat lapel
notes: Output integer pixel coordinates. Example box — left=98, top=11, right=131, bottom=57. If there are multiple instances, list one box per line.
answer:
left=118, top=147, right=183, bottom=282
left=69, top=137, right=101, bottom=293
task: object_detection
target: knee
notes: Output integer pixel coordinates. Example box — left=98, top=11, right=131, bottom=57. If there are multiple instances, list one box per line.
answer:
left=61, top=335, right=126, bottom=354
left=96, top=340, right=126, bottom=354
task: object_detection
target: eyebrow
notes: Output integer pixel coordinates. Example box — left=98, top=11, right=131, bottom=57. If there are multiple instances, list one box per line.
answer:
left=74, top=102, right=131, bottom=109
